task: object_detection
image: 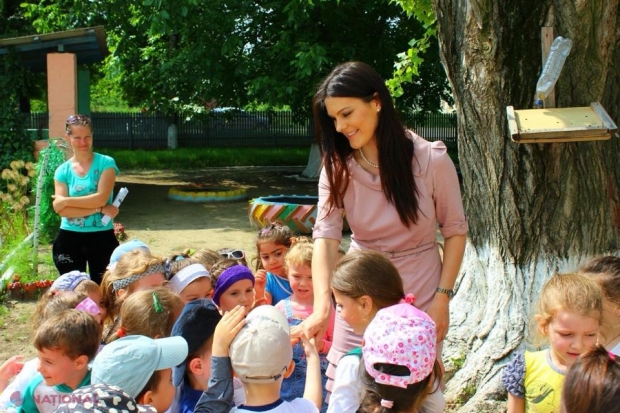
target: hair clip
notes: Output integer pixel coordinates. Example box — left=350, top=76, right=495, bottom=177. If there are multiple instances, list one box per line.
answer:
left=403, top=293, right=417, bottom=305
left=380, top=399, right=394, bottom=409
left=117, top=327, right=127, bottom=338
left=153, top=292, right=163, bottom=313
left=188, top=248, right=196, bottom=256
left=609, top=351, right=616, bottom=361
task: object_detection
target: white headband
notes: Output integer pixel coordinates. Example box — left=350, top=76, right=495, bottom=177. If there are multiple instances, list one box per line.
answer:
left=168, top=263, right=210, bottom=293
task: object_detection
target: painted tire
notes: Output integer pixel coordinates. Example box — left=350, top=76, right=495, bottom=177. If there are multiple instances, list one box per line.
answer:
left=249, top=195, right=319, bottom=234
left=168, top=185, right=247, bottom=202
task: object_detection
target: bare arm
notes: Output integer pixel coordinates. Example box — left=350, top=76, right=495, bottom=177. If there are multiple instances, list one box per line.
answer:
left=507, top=394, right=525, bottom=413
left=425, top=233, right=466, bottom=342
left=301, top=237, right=340, bottom=341
left=53, top=168, right=116, bottom=210
left=301, top=335, right=322, bottom=410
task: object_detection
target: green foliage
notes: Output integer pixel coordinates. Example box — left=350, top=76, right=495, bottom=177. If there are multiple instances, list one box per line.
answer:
left=20, top=0, right=448, bottom=115
left=0, top=160, right=35, bottom=243
left=98, top=147, right=311, bottom=170
left=387, top=0, right=452, bottom=110
left=0, top=53, right=36, bottom=175
left=34, top=140, right=66, bottom=243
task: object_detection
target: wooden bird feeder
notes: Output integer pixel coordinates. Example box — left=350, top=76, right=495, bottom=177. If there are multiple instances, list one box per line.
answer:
left=506, top=102, right=617, bottom=143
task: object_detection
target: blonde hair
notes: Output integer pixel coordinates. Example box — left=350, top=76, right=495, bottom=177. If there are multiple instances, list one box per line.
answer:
left=33, top=291, right=88, bottom=331
left=535, top=273, right=603, bottom=340
left=209, top=259, right=239, bottom=287
left=191, top=249, right=222, bottom=271
left=105, top=287, right=183, bottom=343
left=74, top=279, right=101, bottom=296
left=101, top=249, right=165, bottom=324
left=285, top=237, right=313, bottom=268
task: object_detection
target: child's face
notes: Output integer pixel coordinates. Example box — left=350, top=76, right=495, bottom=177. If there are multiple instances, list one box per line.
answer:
left=36, top=348, right=84, bottom=388
left=218, top=279, right=254, bottom=315
left=332, top=289, right=370, bottom=335
left=543, top=309, right=600, bottom=370
left=179, top=277, right=213, bottom=303
left=288, top=263, right=313, bottom=301
left=259, top=242, right=287, bottom=276
left=149, top=368, right=176, bottom=413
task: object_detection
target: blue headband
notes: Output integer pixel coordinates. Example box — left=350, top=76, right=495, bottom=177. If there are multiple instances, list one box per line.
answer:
left=212, top=265, right=255, bottom=306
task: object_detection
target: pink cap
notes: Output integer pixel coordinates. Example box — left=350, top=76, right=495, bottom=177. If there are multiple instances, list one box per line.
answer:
left=362, top=303, right=436, bottom=388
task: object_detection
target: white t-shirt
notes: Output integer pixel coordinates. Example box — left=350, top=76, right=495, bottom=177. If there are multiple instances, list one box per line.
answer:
left=231, top=398, right=318, bottom=413
left=326, top=355, right=362, bottom=413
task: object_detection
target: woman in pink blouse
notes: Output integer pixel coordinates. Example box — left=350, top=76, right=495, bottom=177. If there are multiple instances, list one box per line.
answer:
left=302, top=61, right=468, bottom=397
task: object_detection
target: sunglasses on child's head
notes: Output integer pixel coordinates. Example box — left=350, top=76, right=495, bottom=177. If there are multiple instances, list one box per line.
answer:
left=220, top=250, right=245, bottom=260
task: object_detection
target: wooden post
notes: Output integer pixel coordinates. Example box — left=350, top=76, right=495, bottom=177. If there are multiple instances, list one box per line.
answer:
left=541, top=27, right=556, bottom=108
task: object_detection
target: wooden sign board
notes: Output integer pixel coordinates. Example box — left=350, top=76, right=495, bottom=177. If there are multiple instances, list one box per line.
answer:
left=506, top=102, right=617, bottom=143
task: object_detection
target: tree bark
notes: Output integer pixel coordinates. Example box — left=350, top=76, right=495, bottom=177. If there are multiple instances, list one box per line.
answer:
left=431, top=0, right=620, bottom=410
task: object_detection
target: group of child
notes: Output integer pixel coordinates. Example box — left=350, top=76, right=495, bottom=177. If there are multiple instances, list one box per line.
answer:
left=0, top=222, right=619, bottom=413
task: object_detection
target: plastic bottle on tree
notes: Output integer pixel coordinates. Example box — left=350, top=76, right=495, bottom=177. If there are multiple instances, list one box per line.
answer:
left=534, top=36, right=573, bottom=108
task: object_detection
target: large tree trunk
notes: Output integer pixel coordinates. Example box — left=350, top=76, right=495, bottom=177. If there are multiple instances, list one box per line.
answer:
left=431, top=0, right=620, bottom=410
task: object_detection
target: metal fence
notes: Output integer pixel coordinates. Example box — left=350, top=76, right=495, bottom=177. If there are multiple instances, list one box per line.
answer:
left=28, top=111, right=457, bottom=150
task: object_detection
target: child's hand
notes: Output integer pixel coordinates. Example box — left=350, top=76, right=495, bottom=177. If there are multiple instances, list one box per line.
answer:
left=255, top=270, right=267, bottom=289
left=0, top=355, right=24, bottom=382
left=299, top=333, right=319, bottom=360
left=212, top=306, right=245, bottom=357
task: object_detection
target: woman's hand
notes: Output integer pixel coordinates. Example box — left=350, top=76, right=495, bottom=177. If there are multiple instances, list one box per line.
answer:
left=300, top=303, right=331, bottom=343
left=52, top=194, right=69, bottom=212
left=101, top=204, right=119, bottom=219
left=426, top=294, right=450, bottom=342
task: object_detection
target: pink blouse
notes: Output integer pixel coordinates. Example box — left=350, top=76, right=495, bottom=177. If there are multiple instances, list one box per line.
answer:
left=313, top=132, right=468, bottom=311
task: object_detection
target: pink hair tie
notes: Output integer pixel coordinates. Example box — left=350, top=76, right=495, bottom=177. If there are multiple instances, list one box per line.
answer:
left=401, top=293, right=416, bottom=305
left=380, top=399, right=394, bottom=408
left=609, top=351, right=616, bottom=361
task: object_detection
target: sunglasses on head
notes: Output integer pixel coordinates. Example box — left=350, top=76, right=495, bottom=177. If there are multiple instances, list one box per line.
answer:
left=66, top=114, right=92, bottom=125
left=220, top=250, right=245, bottom=260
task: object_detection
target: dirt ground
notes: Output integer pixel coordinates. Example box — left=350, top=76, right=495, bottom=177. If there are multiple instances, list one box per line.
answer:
left=0, top=166, right=330, bottom=361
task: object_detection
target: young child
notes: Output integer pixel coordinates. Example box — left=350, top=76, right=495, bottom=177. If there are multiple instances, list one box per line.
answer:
left=502, top=272, right=603, bottom=413
left=579, top=255, right=620, bottom=354
left=327, top=250, right=443, bottom=413
left=0, top=293, right=103, bottom=411
left=195, top=305, right=322, bottom=412
left=274, top=237, right=333, bottom=405
left=167, top=260, right=213, bottom=303
left=100, top=249, right=167, bottom=340
left=91, top=335, right=188, bottom=413
left=170, top=299, right=241, bottom=413
left=106, top=287, right=184, bottom=343
left=561, top=344, right=620, bottom=413
left=254, top=223, right=293, bottom=305
left=212, top=265, right=256, bottom=315
left=359, top=303, right=441, bottom=413
left=18, top=310, right=102, bottom=413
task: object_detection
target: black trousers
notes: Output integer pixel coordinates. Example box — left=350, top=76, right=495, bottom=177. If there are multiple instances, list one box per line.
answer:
left=52, top=229, right=119, bottom=284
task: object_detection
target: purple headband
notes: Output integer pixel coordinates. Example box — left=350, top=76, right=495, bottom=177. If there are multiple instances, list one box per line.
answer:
left=212, top=265, right=255, bottom=306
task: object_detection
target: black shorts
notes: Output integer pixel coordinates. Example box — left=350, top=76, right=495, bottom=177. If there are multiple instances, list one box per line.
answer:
left=52, top=229, right=119, bottom=284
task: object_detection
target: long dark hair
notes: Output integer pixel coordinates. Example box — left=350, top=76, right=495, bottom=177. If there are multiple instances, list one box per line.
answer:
left=561, top=345, right=620, bottom=413
left=312, top=61, right=419, bottom=227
